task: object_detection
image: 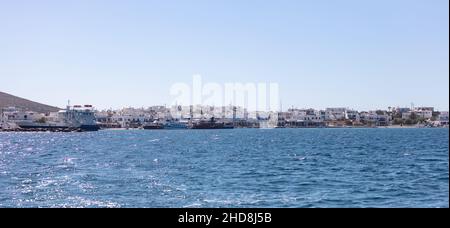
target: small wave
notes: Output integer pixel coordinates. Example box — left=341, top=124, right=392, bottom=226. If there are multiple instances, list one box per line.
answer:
left=65, top=196, right=120, bottom=208
left=175, top=187, right=187, bottom=191
left=21, top=179, right=33, bottom=184
left=203, top=199, right=233, bottom=204
left=183, top=203, right=202, bottom=208
left=36, top=179, right=57, bottom=189
left=63, top=157, right=76, bottom=164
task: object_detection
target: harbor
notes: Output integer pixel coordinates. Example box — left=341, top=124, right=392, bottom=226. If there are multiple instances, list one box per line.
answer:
left=1, top=103, right=449, bottom=132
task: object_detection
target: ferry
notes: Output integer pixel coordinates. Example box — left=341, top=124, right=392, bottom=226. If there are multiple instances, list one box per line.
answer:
left=17, top=105, right=100, bottom=131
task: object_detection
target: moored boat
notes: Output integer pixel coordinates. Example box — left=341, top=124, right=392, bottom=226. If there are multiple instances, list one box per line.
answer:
left=164, top=120, right=189, bottom=129
left=190, top=117, right=234, bottom=129
left=17, top=104, right=100, bottom=131
left=143, top=121, right=164, bottom=130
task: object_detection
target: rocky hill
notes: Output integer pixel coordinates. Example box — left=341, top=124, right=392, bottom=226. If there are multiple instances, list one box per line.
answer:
left=0, top=91, right=60, bottom=113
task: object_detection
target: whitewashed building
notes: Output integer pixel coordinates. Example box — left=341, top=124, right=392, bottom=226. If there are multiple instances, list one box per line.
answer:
left=325, top=108, right=347, bottom=120
left=1, top=107, right=44, bottom=122
left=360, top=111, right=377, bottom=122
left=345, top=109, right=360, bottom=122
left=402, top=110, right=433, bottom=119
left=415, top=110, right=433, bottom=119
left=286, top=109, right=323, bottom=123
left=439, top=111, right=449, bottom=125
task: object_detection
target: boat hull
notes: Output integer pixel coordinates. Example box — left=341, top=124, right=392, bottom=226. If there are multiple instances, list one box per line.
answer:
left=191, top=123, right=234, bottom=129
left=143, top=125, right=164, bottom=130
left=18, top=125, right=68, bottom=129
left=164, top=123, right=188, bottom=130
left=79, top=125, right=100, bottom=131
left=18, top=123, right=100, bottom=131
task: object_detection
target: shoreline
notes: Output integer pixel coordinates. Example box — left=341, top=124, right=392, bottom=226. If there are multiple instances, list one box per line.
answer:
left=1, top=125, right=448, bottom=132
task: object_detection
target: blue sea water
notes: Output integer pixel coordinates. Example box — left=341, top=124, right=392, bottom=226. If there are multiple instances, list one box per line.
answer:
left=0, top=128, right=448, bottom=208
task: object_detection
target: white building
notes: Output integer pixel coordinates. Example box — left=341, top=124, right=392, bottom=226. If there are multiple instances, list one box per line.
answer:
left=171, top=105, right=247, bottom=120
left=345, top=110, right=360, bottom=121
left=439, top=111, right=449, bottom=125
left=288, top=109, right=307, bottom=121
left=402, top=110, right=433, bottom=119
left=375, top=113, right=391, bottom=126
left=0, top=107, right=47, bottom=129
left=1, top=107, right=44, bottom=123
left=287, top=109, right=323, bottom=122
left=416, top=110, right=433, bottom=119
left=325, top=108, right=347, bottom=120
left=360, top=111, right=378, bottom=122
left=414, top=107, right=434, bottom=119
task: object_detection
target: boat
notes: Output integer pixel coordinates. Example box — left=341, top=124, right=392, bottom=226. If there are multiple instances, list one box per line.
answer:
left=164, top=120, right=189, bottom=129
left=17, top=105, right=100, bottom=131
left=190, top=117, right=234, bottom=129
left=143, top=121, right=164, bottom=130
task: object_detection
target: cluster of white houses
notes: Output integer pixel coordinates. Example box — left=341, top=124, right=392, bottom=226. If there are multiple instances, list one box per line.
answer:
left=1, top=106, right=46, bottom=129
left=93, top=105, right=449, bottom=129
left=1, top=105, right=449, bottom=130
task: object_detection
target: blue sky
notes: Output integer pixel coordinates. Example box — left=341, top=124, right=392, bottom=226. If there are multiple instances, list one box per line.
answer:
left=0, top=0, right=448, bottom=110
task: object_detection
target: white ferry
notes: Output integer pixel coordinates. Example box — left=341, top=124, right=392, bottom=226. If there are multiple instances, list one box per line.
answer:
left=17, top=105, right=100, bottom=131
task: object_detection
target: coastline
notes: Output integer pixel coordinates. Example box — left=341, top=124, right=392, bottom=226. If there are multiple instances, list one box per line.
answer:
left=2, top=125, right=448, bottom=132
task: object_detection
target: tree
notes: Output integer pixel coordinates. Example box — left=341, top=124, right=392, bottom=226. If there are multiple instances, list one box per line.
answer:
left=393, top=118, right=404, bottom=125
left=376, top=110, right=385, bottom=115
left=36, top=117, right=47, bottom=123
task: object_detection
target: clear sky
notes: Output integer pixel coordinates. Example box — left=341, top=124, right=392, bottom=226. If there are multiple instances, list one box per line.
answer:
left=0, top=0, right=448, bottom=111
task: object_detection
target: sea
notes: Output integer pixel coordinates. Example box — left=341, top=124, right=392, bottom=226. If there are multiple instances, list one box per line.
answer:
left=0, top=128, right=448, bottom=208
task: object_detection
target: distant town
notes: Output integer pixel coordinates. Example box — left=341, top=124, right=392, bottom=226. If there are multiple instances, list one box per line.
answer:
left=1, top=103, right=449, bottom=132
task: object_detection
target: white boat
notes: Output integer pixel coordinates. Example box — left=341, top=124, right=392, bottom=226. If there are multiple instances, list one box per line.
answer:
left=17, top=105, right=100, bottom=131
